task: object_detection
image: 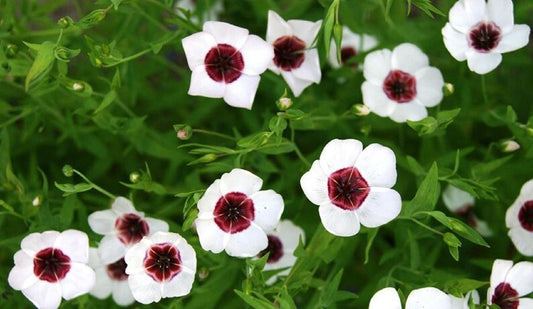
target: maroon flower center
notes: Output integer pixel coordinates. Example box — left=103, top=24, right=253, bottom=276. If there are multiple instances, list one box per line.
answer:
left=469, top=22, right=502, bottom=53
left=33, top=248, right=71, bottom=283
left=518, top=200, right=533, bottom=232
left=115, top=213, right=150, bottom=246
left=341, top=46, right=358, bottom=67
left=454, top=204, right=477, bottom=228
left=204, top=44, right=244, bottom=83
left=273, top=35, right=306, bottom=71
left=383, top=70, right=417, bottom=103
left=327, top=167, right=370, bottom=210
left=259, top=235, right=284, bottom=263
left=106, top=258, right=128, bottom=281
left=144, top=243, right=182, bottom=282
left=214, top=192, right=255, bottom=233
left=492, top=282, right=519, bottom=309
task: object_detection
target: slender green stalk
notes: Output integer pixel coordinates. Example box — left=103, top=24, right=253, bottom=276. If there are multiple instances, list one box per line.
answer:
left=72, top=169, right=115, bottom=199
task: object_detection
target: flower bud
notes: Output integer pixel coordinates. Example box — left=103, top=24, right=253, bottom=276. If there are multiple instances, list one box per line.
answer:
left=54, top=46, right=81, bottom=62
left=62, top=165, right=73, bottom=177
left=276, top=97, right=293, bottom=111
left=500, top=140, right=520, bottom=153
left=174, top=124, right=192, bottom=140
left=129, top=172, right=141, bottom=183
left=32, top=195, right=42, bottom=207
left=443, top=83, right=454, bottom=96
left=351, top=104, right=370, bottom=116
left=57, top=16, right=74, bottom=28
left=6, top=44, right=18, bottom=57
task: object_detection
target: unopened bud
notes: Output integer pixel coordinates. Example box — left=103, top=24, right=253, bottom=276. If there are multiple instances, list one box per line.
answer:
left=54, top=46, right=81, bottom=62
left=57, top=16, right=74, bottom=28
left=501, top=140, right=520, bottom=153
left=6, top=44, right=18, bottom=57
left=351, top=104, right=370, bottom=116
left=198, top=267, right=209, bottom=280
left=174, top=124, right=192, bottom=140
left=276, top=97, right=293, bottom=111
left=444, top=83, right=454, bottom=96
left=32, top=195, right=42, bottom=207
left=62, top=165, right=73, bottom=177
left=129, top=172, right=140, bottom=183
left=72, top=82, right=84, bottom=91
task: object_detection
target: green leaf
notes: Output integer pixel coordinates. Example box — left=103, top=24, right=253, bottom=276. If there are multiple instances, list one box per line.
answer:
left=404, top=162, right=439, bottom=215
left=111, top=0, right=123, bottom=9
left=443, top=232, right=462, bottom=248
left=322, top=0, right=337, bottom=57
left=424, top=211, right=489, bottom=247
left=54, top=46, right=81, bottom=62
left=445, top=278, right=488, bottom=296
left=448, top=245, right=459, bottom=261
left=257, top=139, right=295, bottom=155
left=234, top=290, right=276, bottom=309
left=319, top=268, right=344, bottom=308
left=333, top=23, right=343, bottom=64
left=77, top=9, right=107, bottom=30
left=93, top=90, right=117, bottom=114
left=24, top=41, right=55, bottom=91
left=407, top=117, right=438, bottom=136
left=269, top=116, right=287, bottom=137
left=111, top=68, right=121, bottom=89
left=182, top=208, right=198, bottom=231
left=364, top=228, right=378, bottom=264
left=275, top=286, right=297, bottom=309
left=436, top=108, right=461, bottom=129
left=237, top=132, right=272, bottom=149
left=54, top=182, right=93, bottom=196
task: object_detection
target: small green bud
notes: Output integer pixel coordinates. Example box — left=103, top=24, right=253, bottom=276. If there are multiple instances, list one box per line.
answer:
left=62, top=165, right=73, bottom=177
left=6, top=44, right=18, bottom=57
left=129, top=172, right=141, bottom=183
left=198, top=267, right=209, bottom=280
left=32, top=195, right=42, bottom=207
left=57, top=16, right=74, bottom=28
left=174, top=124, right=193, bottom=140
left=54, top=46, right=81, bottom=62
left=276, top=97, right=293, bottom=111
left=77, top=9, right=106, bottom=30
left=351, top=104, right=370, bottom=116
left=500, top=140, right=520, bottom=153
left=443, top=232, right=462, bottom=248
left=444, top=83, right=454, bottom=96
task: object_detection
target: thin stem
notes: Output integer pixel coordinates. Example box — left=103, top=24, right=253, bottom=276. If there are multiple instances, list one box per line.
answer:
left=294, top=143, right=311, bottom=167
left=481, top=75, right=489, bottom=106
left=408, top=217, right=444, bottom=236
left=192, top=129, right=235, bottom=141
left=72, top=169, right=115, bottom=199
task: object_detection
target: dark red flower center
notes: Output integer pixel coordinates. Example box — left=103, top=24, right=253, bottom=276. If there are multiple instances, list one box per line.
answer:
left=106, top=258, right=128, bottom=281
left=327, top=167, right=369, bottom=210
left=469, top=22, right=502, bottom=53
left=33, top=247, right=71, bottom=283
left=204, top=44, right=244, bottom=83
left=383, top=70, right=417, bottom=103
left=273, top=35, right=306, bottom=71
left=214, top=192, right=255, bottom=233
left=454, top=204, right=477, bottom=227
left=492, top=282, right=519, bottom=309
left=341, top=46, right=358, bottom=67
left=115, top=213, right=150, bottom=246
left=259, top=235, right=284, bottom=263
left=519, top=200, right=533, bottom=232
left=144, top=243, right=182, bottom=282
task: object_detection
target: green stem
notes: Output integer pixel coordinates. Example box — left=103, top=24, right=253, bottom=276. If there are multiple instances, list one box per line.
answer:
left=192, top=129, right=235, bottom=141
left=481, top=75, right=489, bottom=106
left=407, top=217, right=444, bottom=236
left=72, top=169, right=115, bottom=199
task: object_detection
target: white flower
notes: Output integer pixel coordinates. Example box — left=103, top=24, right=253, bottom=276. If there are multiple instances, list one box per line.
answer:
left=300, top=139, right=401, bottom=237
left=182, top=21, right=273, bottom=109
left=8, top=230, right=96, bottom=309
left=328, top=26, right=378, bottom=69
left=442, top=185, right=492, bottom=237
left=88, top=248, right=134, bottom=306
left=487, top=259, right=533, bottom=308
left=266, top=10, right=322, bottom=97
left=175, top=0, right=223, bottom=22
left=505, top=179, right=533, bottom=256
left=361, top=43, right=444, bottom=123
left=195, top=168, right=284, bottom=257
left=125, top=232, right=196, bottom=304
left=369, top=287, right=451, bottom=309
left=259, top=220, right=304, bottom=284
left=88, top=197, right=169, bottom=264
left=441, top=0, right=530, bottom=74
left=448, top=290, right=480, bottom=309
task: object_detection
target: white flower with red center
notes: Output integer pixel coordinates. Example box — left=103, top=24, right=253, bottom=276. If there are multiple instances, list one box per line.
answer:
left=505, top=179, right=533, bottom=256
left=328, top=26, right=378, bottom=69
left=442, top=185, right=492, bottom=237
left=266, top=10, right=322, bottom=97
left=88, top=197, right=169, bottom=264
left=442, top=0, right=530, bottom=74
left=361, top=43, right=444, bottom=123
left=369, top=287, right=452, bottom=309
left=195, top=168, right=284, bottom=257
left=300, top=139, right=401, bottom=237
left=124, top=231, right=196, bottom=304
left=258, top=220, right=304, bottom=284
left=182, top=21, right=274, bottom=109
left=448, top=290, right=480, bottom=309
left=487, top=259, right=533, bottom=309
left=88, top=248, right=134, bottom=306
left=8, top=230, right=95, bottom=309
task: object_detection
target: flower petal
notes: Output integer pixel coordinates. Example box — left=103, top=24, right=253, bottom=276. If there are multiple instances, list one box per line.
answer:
left=508, top=227, right=533, bottom=257
left=356, top=188, right=402, bottom=228
left=505, top=202, right=521, bottom=228
left=369, top=288, right=401, bottom=309
left=300, top=160, right=330, bottom=206
left=128, top=272, right=161, bottom=305
left=465, top=50, right=502, bottom=74
left=250, top=190, right=284, bottom=231
left=319, top=139, right=363, bottom=175
left=291, top=49, right=321, bottom=83
left=391, top=43, right=429, bottom=74
left=287, top=19, right=322, bottom=47
left=182, top=31, right=217, bottom=70
left=188, top=66, right=226, bottom=99
left=266, top=10, right=292, bottom=43
left=318, top=203, right=360, bottom=237
left=112, top=281, right=135, bottom=306
left=389, top=100, right=428, bottom=123
left=55, top=229, right=89, bottom=263
left=449, top=0, right=486, bottom=33
left=89, top=267, right=112, bottom=299
left=223, top=74, right=260, bottom=109
left=203, top=21, right=249, bottom=49
left=111, top=197, right=137, bottom=215
left=415, top=67, right=444, bottom=107
left=125, top=239, right=150, bottom=275
left=21, top=231, right=60, bottom=254
left=275, top=220, right=305, bottom=251
left=197, top=180, right=222, bottom=216
left=240, top=35, right=274, bottom=75
left=361, top=34, right=379, bottom=52
left=21, top=280, right=62, bottom=309
left=219, top=168, right=263, bottom=196
left=8, top=261, right=38, bottom=291
left=88, top=210, right=117, bottom=235
left=225, top=223, right=268, bottom=257
left=162, top=271, right=195, bottom=298
left=176, top=239, right=197, bottom=274
left=442, top=185, right=475, bottom=212
left=61, top=263, right=96, bottom=300
left=361, top=82, right=396, bottom=117
left=406, top=287, right=451, bottom=309
left=442, top=23, right=469, bottom=61
left=506, top=261, right=533, bottom=296
left=363, top=49, right=392, bottom=84
left=493, top=24, right=531, bottom=54
left=280, top=70, right=313, bottom=97
left=518, top=298, right=533, bottom=308
left=145, top=218, right=169, bottom=234
left=490, top=259, right=514, bottom=289
left=354, top=143, right=397, bottom=188
left=195, top=218, right=229, bottom=254
left=98, top=235, right=126, bottom=265
left=487, top=0, right=514, bottom=33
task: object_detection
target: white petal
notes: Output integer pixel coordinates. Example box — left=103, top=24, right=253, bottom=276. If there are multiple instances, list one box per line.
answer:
left=493, top=24, right=531, bottom=54
left=361, top=34, right=379, bottom=51
left=518, top=298, right=533, bottom=308
left=274, top=220, right=305, bottom=251
left=292, top=49, right=321, bottom=83
left=505, top=261, right=533, bottom=296
left=182, top=32, right=217, bottom=70
left=145, top=218, right=169, bottom=234
left=449, top=0, right=486, bottom=33
left=474, top=218, right=493, bottom=237
left=363, top=49, right=392, bottom=84
left=287, top=19, right=322, bottom=47
left=318, top=203, right=360, bottom=237
left=355, top=143, right=397, bottom=188
left=487, top=0, right=514, bottom=33
left=490, top=259, right=514, bottom=289
left=465, top=50, right=502, bottom=74
left=88, top=210, right=117, bottom=235
left=319, top=139, right=363, bottom=175
left=21, top=280, right=62, bottom=309
left=300, top=160, right=330, bottom=206
left=112, top=281, right=135, bottom=306
left=195, top=218, right=229, bottom=254
left=162, top=271, right=195, bottom=298
left=198, top=180, right=222, bottom=216
left=111, top=197, right=137, bottom=214
left=266, top=10, right=292, bottom=43
left=225, top=224, right=268, bottom=257
left=369, top=287, right=402, bottom=309
left=442, top=23, right=469, bottom=61
left=203, top=21, right=249, bottom=49
left=361, top=82, right=396, bottom=117
left=240, top=35, right=274, bottom=75
left=391, top=43, right=429, bottom=74
left=406, top=287, right=451, bottom=309
left=505, top=202, right=521, bottom=228
left=21, top=231, right=60, bottom=254
left=176, top=239, right=197, bottom=274
left=443, top=185, right=475, bottom=212
left=223, top=74, right=260, bottom=109
left=356, top=188, right=401, bottom=228
left=389, top=101, right=428, bottom=123
left=328, top=41, right=341, bottom=68
left=89, top=268, right=112, bottom=299
left=219, top=168, right=263, bottom=196
left=55, top=229, right=89, bottom=263
left=250, top=190, right=284, bottom=231
left=188, top=66, right=226, bottom=99
left=8, top=262, right=38, bottom=291
left=125, top=240, right=150, bottom=275
left=519, top=179, right=533, bottom=199
left=98, top=235, right=126, bottom=265
left=448, top=294, right=465, bottom=309
left=280, top=70, right=314, bottom=97
left=61, top=263, right=96, bottom=300
left=128, top=272, right=161, bottom=304
left=415, top=67, right=444, bottom=107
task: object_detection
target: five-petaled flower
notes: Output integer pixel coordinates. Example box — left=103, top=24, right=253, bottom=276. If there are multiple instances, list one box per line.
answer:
left=506, top=179, right=533, bottom=256
left=441, top=0, right=530, bottom=74
left=487, top=259, right=533, bottom=309
left=442, top=185, right=492, bottom=237
left=328, top=26, right=378, bottom=69
left=125, top=231, right=197, bottom=304
left=8, top=230, right=96, bottom=309
left=195, top=168, right=284, bottom=257
left=361, top=43, right=444, bottom=123
left=88, top=197, right=169, bottom=264
left=300, top=139, right=401, bottom=237
left=369, top=287, right=452, bottom=309
left=266, top=10, right=322, bottom=97
left=182, top=21, right=274, bottom=109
